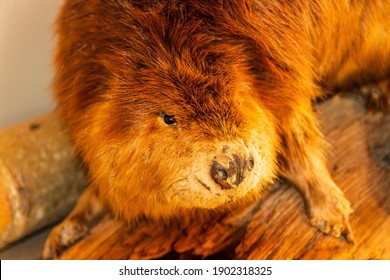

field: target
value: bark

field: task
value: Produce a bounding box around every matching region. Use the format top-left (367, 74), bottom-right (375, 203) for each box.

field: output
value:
top-left (0, 111), bottom-right (86, 249)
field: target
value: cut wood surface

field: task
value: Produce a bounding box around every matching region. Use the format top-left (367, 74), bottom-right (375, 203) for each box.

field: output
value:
top-left (0, 111), bottom-right (86, 250)
top-left (58, 95), bottom-right (390, 260)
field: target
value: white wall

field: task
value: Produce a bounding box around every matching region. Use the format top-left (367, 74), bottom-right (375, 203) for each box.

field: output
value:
top-left (0, 0), bottom-right (63, 128)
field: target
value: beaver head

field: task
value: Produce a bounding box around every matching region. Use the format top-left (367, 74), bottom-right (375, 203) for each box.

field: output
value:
top-left (55, 1), bottom-right (281, 221)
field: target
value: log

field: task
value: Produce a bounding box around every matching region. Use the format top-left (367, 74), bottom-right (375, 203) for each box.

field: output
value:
top-left (0, 111), bottom-right (86, 250)
top-left (57, 95), bottom-right (390, 260)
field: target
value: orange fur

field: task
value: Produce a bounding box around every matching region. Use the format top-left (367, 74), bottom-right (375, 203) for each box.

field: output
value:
top-left (53, 0), bottom-right (390, 237)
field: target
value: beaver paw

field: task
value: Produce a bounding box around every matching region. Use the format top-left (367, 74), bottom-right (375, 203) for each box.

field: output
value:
top-left (41, 219), bottom-right (89, 259)
top-left (309, 189), bottom-right (354, 243)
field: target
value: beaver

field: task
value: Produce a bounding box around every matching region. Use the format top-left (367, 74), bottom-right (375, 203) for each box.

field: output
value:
top-left (42, 0), bottom-right (390, 259)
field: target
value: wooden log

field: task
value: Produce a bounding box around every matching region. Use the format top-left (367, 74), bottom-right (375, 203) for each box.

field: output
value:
top-left (57, 95), bottom-right (390, 260)
top-left (0, 111), bottom-right (86, 250)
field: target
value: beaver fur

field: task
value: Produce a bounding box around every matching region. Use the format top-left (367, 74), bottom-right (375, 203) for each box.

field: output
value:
top-left (42, 0), bottom-right (390, 258)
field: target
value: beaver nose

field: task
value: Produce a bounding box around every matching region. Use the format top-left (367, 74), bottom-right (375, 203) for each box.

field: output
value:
top-left (211, 154), bottom-right (254, 189)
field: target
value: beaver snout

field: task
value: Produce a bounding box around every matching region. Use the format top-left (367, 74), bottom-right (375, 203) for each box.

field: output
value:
top-left (211, 153), bottom-right (254, 189)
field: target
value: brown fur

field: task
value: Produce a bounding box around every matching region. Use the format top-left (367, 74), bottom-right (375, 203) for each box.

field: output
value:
top-left (43, 0), bottom-right (390, 258)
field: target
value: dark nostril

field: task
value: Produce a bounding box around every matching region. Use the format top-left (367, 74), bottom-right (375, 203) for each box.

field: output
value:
top-left (211, 161), bottom-right (232, 189)
top-left (217, 169), bottom-right (228, 181)
top-left (211, 162), bottom-right (229, 181)
top-left (211, 153), bottom-right (254, 189)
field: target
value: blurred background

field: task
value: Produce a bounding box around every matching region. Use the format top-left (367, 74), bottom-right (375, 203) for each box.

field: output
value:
top-left (0, 0), bottom-right (63, 129)
top-left (0, 1), bottom-right (65, 259)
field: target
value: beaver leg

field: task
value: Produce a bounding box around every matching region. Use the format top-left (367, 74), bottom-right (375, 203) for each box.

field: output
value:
top-left (282, 107), bottom-right (354, 243)
top-left (41, 187), bottom-right (105, 259)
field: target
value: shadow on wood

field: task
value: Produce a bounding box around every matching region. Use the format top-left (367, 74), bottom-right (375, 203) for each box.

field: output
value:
top-left (58, 95), bottom-right (390, 260)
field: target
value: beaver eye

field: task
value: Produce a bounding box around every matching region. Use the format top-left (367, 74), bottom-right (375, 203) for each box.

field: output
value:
top-left (162, 113), bottom-right (177, 125)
